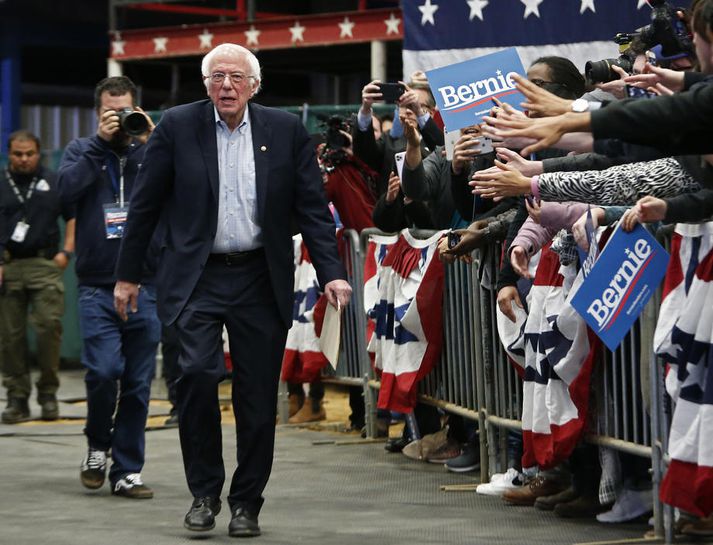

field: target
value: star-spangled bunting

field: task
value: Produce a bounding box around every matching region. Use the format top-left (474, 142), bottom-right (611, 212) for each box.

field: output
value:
top-left (153, 37), bottom-right (168, 53)
top-left (467, 0), bottom-right (489, 21)
top-left (384, 13), bottom-right (401, 34)
top-left (580, 0), bottom-right (596, 14)
top-left (245, 25), bottom-right (261, 46)
top-left (418, 0), bottom-right (439, 26)
top-left (198, 29), bottom-right (213, 49)
top-left (338, 17), bottom-right (355, 38)
top-left (638, 0), bottom-right (649, 7)
top-left (521, 0), bottom-right (543, 18)
top-left (289, 21), bottom-right (306, 43)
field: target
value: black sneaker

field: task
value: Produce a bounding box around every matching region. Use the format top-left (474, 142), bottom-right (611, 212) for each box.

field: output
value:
top-left (1, 397), bottom-right (30, 424)
top-left (38, 394), bottom-right (59, 421)
top-left (112, 473), bottom-right (154, 499)
top-left (80, 448), bottom-right (107, 489)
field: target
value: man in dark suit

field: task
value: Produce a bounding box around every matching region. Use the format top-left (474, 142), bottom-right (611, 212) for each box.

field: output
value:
top-left (113, 43), bottom-right (352, 538)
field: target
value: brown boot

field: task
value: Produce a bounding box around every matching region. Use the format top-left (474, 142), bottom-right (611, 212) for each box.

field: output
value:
top-left (288, 400), bottom-right (326, 424)
top-left (502, 475), bottom-right (569, 506)
top-left (288, 393), bottom-right (305, 418)
top-left (554, 495), bottom-right (612, 518)
top-left (534, 486), bottom-right (578, 511)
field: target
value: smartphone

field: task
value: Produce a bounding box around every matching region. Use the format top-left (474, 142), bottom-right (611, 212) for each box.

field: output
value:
top-left (625, 84), bottom-right (656, 99)
top-left (645, 49), bottom-right (658, 67)
top-left (444, 129), bottom-right (459, 161)
top-left (447, 231), bottom-right (461, 250)
top-left (477, 136), bottom-right (494, 154)
top-left (377, 82), bottom-right (406, 103)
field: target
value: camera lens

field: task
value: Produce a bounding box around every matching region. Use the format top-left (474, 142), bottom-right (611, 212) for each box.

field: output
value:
top-left (118, 108), bottom-right (149, 136)
top-left (585, 59), bottom-right (614, 84)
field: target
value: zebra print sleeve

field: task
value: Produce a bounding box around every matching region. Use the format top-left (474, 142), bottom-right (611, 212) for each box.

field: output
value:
top-left (537, 157), bottom-right (700, 205)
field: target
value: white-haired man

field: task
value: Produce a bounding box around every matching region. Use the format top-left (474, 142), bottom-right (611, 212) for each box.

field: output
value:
top-left (113, 44), bottom-right (351, 537)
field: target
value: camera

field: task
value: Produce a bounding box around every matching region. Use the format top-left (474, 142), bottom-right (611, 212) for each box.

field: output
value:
top-left (117, 107), bottom-right (149, 136)
top-left (638, 0), bottom-right (693, 60)
top-left (376, 82), bottom-right (406, 103)
top-left (447, 231), bottom-right (461, 250)
top-left (585, 51), bottom-right (635, 84)
top-left (319, 114), bottom-right (351, 150)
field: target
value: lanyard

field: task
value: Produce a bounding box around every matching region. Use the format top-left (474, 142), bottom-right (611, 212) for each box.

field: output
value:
top-left (5, 170), bottom-right (39, 207)
top-left (107, 154), bottom-right (127, 207)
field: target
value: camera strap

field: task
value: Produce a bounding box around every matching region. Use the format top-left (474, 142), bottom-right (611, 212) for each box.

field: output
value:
top-left (107, 153), bottom-right (127, 207)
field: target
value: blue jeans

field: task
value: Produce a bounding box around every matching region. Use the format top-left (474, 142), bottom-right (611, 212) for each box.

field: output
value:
top-left (78, 285), bottom-right (160, 483)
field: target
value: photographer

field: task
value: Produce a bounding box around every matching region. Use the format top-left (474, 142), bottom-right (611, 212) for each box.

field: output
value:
top-left (57, 76), bottom-right (160, 500)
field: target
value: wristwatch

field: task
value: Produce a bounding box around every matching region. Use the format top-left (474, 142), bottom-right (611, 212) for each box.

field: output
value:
top-left (571, 98), bottom-right (590, 113)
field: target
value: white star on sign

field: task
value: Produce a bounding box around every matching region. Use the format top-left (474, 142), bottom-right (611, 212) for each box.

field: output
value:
top-left (418, 0), bottom-right (439, 26)
top-left (289, 21), bottom-right (306, 43)
top-left (521, 0), bottom-right (543, 19)
top-left (245, 25), bottom-right (261, 46)
top-left (111, 36), bottom-right (126, 56)
top-left (638, 0), bottom-right (649, 8)
top-left (467, 0), bottom-right (489, 21)
top-left (580, 0), bottom-right (595, 14)
top-left (153, 37), bottom-right (168, 53)
top-left (198, 29), bottom-right (213, 49)
top-left (384, 13), bottom-right (401, 35)
top-left (338, 17), bottom-right (355, 38)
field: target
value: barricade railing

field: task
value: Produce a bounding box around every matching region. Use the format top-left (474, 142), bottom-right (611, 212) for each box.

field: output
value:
top-left (286, 225), bottom-right (675, 541)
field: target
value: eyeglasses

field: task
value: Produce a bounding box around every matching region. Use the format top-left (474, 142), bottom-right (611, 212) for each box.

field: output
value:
top-left (206, 72), bottom-right (255, 86)
top-left (529, 78), bottom-right (554, 88)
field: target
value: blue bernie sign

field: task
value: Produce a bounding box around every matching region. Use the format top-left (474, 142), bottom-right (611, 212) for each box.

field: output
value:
top-left (425, 48), bottom-right (527, 131)
top-left (571, 224), bottom-right (669, 351)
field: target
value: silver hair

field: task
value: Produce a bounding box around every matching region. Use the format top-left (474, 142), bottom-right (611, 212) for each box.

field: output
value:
top-left (201, 43), bottom-right (262, 94)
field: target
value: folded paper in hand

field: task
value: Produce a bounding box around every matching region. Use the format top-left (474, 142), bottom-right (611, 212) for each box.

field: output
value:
top-left (319, 301), bottom-right (341, 369)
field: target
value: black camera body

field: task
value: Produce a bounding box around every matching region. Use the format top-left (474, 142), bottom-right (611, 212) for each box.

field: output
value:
top-left (118, 107), bottom-right (149, 137)
top-left (321, 114), bottom-right (352, 149)
top-left (585, 52), bottom-right (635, 84)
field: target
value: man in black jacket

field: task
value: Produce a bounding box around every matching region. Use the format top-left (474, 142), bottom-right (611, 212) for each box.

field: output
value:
top-left (58, 76), bottom-right (159, 500)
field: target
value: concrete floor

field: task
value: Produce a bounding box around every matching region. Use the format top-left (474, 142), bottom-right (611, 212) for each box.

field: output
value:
top-left (0, 372), bottom-right (661, 545)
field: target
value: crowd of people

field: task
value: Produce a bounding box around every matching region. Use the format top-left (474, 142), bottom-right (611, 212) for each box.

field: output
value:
top-left (1, 0), bottom-right (712, 539)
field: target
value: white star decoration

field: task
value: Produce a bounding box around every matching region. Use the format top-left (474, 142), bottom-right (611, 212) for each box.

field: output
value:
top-left (338, 17), bottom-right (355, 38)
top-left (111, 32), bottom-right (125, 56)
top-left (153, 37), bottom-right (168, 53)
top-left (418, 0), bottom-right (439, 26)
top-left (198, 29), bottom-right (213, 49)
top-left (244, 25), bottom-right (261, 47)
top-left (521, 0), bottom-right (543, 18)
top-left (638, 0), bottom-right (649, 8)
top-left (467, 0), bottom-right (489, 21)
top-left (580, 0), bottom-right (595, 13)
top-left (384, 13), bottom-right (401, 35)
top-left (289, 21), bottom-right (306, 43)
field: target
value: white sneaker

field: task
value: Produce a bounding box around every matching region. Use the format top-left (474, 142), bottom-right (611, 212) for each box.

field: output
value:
top-left (476, 468), bottom-right (522, 496)
top-left (597, 488), bottom-right (653, 523)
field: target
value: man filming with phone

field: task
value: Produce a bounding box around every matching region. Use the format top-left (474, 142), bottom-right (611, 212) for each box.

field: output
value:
top-left (354, 77), bottom-right (444, 197)
top-left (57, 76), bottom-right (160, 500)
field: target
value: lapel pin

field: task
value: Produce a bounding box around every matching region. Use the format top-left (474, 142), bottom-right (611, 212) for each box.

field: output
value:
top-left (260, 145), bottom-right (267, 152)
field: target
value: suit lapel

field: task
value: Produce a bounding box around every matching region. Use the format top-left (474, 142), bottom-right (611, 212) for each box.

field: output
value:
top-left (198, 101), bottom-right (219, 203)
top-left (249, 104), bottom-right (271, 224)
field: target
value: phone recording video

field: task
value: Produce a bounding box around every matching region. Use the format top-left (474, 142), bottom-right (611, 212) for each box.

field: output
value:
top-left (625, 84), bottom-right (656, 99)
top-left (377, 82), bottom-right (406, 103)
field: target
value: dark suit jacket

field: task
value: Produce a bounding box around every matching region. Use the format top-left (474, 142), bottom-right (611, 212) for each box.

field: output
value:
top-left (116, 100), bottom-right (346, 327)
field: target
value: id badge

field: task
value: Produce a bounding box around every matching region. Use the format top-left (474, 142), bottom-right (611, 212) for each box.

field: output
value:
top-left (103, 203), bottom-right (129, 239)
top-left (11, 221), bottom-right (30, 243)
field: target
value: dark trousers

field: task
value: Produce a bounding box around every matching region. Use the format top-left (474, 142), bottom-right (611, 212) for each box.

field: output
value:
top-left (161, 323), bottom-right (181, 410)
top-left (78, 285), bottom-right (160, 483)
top-left (175, 255), bottom-right (287, 514)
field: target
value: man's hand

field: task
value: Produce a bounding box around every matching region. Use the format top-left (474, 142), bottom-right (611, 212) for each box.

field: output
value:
top-left (495, 147), bottom-right (543, 177)
top-left (451, 132), bottom-right (481, 174)
top-left (324, 279), bottom-right (352, 310)
top-left (97, 109), bottom-right (121, 142)
top-left (437, 236), bottom-right (457, 264)
top-left (385, 171), bottom-right (401, 204)
top-left (492, 111), bottom-right (591, 157)
top-left (114, 281), bottom-right (140, 321)
top-left (471, 160), bottom-right (532, 200)
top-left (622, 196), bottom-right (667, 232)
top-left (497, 285), bottom-right (524, 323)
top-left (624, 63), bottom-right (685, 94)
top-left (594, 65), bottom-right (629, 100)
top-left (133, 107), bottom-right (155, 145)
top-left (52, 252), bottom-right (70, 270)
top-left (443, 222), bottom-right (489, 257)
top-left (360, 79), bottom-right (383, 114)
top-left (525, 197), bottom-right (542, 224)
top-left (514, 74), bottom-right (574, 117)
top-left (398, 83), bottom-right (425, 116)
top-left (400, 108), bottom-right (421, 148)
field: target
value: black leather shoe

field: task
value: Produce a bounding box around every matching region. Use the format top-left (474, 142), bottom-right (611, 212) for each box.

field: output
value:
top-left (228, 506), bottom-right (261, 537)
top-left (384, 436), bottom-right (410, 453)
top-left (184, 496), bottom-right (221, 532)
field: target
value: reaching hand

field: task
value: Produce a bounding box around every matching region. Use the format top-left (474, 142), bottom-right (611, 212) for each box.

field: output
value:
top-left (443, 221), bottom-right (489, 257)
top-left (514, 74), bottom-right (573, 117)
top-left (497, 285), bottom-right (524, 323)
top-left (510, 246), bottom-right (531, 278)
top-left (622, 196), bottom-right (667, 232)
top-left (385, 171), bottom-right (401, 204)
top-left (452, 132), bottom-right (482, 174)
top-left (624, 63), bottom-right (684, 93)
top-left (572, 207), bottom-right (604, 250)
top-left (400, 108), bottom-right (421, 147)
top-left (594, 65), bottom-right (629, 100)
top-left (470, 160), bottom-right (531, 200)
top-left (524, 197), bottom-right (542, 224)
top-left (495, 148), bottom-right (543, 177)
top-left (361, 79), bottom-right (383, 113)
top-left (489, 112), bottom-right (589, 157)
